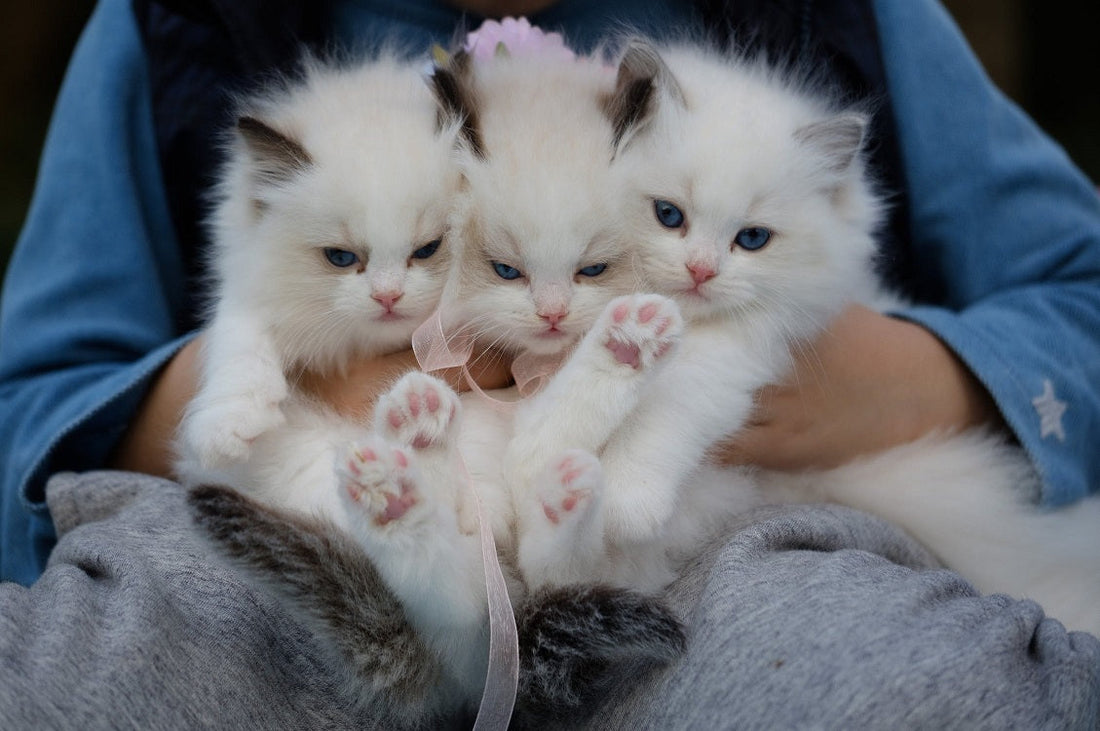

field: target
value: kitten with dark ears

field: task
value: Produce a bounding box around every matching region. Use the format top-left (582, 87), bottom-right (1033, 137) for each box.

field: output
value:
top-left (530, 38), bottom-right (1100, 634)
top-left (175, 52), bottom-right (461, 510)
top-left (174, 53), bottom-right (477, 725)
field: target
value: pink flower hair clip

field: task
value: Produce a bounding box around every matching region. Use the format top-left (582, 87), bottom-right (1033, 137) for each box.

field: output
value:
top-left (462, 16), bottom-right (576, 62)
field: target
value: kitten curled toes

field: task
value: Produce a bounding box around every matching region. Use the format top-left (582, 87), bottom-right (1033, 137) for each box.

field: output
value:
top-left (536, 450), bottom-right (603, 528)
top-left (336, 438), bottom-right (428, 529)
top-left (599, 294), bottom-right (683, 372)
top-left (519, 449), bottom-right (607, 588)
top-left (374, 372), bottom-right (460, 450)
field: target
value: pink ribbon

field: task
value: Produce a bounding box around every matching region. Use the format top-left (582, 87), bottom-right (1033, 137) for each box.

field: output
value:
top-left (411, 309), bottom-right (572, 728)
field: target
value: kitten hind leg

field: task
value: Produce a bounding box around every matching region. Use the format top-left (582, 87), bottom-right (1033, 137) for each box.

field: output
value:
top-left (335, 436), bottom-right (487, 656)
top-left (517, 449), bottom-right (607, 589)
top-left (337, 439), bottom-right (425, 529)
top-left (507, 294), bottom-right (683, 494)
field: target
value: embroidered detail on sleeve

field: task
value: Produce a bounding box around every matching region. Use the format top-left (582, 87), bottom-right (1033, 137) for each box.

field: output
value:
top-left (1031, 379), bottom-right (1067, 442)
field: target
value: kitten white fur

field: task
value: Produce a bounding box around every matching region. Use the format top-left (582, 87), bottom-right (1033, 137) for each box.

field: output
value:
top-left (536, 40), bottom-right (1100, 634)
top-left (172, 54), bottom-right (478, 692)
top-left (186, 38), bottom-right (1100, 721)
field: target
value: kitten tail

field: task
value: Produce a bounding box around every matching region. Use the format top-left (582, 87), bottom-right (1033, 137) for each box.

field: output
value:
top-left (512, 585), bottom-right (686, 728)
top-left (187, 485), bottom-right (467, 728)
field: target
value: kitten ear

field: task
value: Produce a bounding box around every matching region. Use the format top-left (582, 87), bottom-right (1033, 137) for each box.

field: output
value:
top-left (605, 38), bottom-right (685, 153)
top-left (429, 51), bottom-right (487, 160)
top-left (793, 113), bottom-right (868, 176)
top-left (237, 116), bottom-right (312, 188)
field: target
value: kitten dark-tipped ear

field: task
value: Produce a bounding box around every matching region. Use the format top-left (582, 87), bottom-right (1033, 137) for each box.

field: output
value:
top-left (605, 38), bottom-right (684, 153)
top-left (429, 50), bottom-right (487, 159)
top-left (237, 115), bottom-right (313, 186)
top-left (794, 113), bottom-right (868, 175)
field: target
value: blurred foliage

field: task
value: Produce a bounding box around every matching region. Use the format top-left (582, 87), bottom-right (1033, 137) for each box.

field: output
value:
top-left (1, 1), bottom-right (1097, 280)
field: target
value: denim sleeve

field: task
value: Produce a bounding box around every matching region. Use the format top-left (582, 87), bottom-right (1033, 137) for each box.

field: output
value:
top-left (0, 0), bottom-right (191, 584)
top-left (873, 0), bottom-right (1100, 506)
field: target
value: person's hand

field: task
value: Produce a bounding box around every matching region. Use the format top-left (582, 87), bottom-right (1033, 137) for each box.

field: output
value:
top-left (713, 305), bottom-right (1004, 471)
top-left (295, 346), bottom-right (514, 420)
top-left (109, 335), bottom-right (514, 480)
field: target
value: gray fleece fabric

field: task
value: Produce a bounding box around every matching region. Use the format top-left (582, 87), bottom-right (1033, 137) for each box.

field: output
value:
top-left (0, 471), bottom-right (1096, 730)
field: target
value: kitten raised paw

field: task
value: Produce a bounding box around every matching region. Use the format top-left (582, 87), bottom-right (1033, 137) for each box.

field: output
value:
top-left (337, 440), bottom-right (426, 528)
top-left (599, 294), bottom-right (683, 371)
top-left (374, 372), bottom-right (460, 450)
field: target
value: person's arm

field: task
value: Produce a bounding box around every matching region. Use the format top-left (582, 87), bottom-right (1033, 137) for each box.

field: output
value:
top-left (715, 303), bottom-right (1003, 470)
top-left (722, 0), bottom-right (1100, 508)
top-left (0, 0), bottom-right (187, 584)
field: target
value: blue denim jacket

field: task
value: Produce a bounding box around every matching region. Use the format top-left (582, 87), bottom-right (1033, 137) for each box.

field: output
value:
top-left (2, 0), bottom-right (1098, 584)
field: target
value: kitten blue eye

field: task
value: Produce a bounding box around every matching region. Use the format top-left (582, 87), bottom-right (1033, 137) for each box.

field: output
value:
top-left (324, 247), bottom-right (360, 268)
top-left (411, 239), bottom-right (441, 260)
top-left (491, 261), bottom-right (523, 280)
top-left (577, 263), bottom-right (607, 277)
top-left (654, 199), bottom-right (685, 229)
top-left (733, 227), bottom-right (772, 251)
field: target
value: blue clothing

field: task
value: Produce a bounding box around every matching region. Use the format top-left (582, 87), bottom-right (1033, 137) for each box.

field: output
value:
top-left (1, 0), bottom-right (1099, 585)
top-left (874, 0), bottom-right (1100, 507)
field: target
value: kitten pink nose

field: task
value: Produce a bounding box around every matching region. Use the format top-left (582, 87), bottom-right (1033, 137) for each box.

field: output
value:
top-left (372, 291), bottom-right (403, 311)
top-left (687, 262), bottom-right (716, 285)
top-left (538, 308), bottom-right (568, 327)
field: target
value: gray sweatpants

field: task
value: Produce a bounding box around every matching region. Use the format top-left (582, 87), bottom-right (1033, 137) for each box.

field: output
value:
top-left (1, 471), bottom-right (1097, 729)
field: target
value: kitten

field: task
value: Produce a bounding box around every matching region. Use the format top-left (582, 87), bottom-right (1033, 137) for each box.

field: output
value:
top-left (532, 38), bottom-right (1100, 635)
top-left (175, 52), bottom-right (461, 519)
top-left (187, 47), bottom-right (687, 726)
top-left (175, 53), bottom-right (473, 722)
top-left (321, 47), bottom-right (688, 714)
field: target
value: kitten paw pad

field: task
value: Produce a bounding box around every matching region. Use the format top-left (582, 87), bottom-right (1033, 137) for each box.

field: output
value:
top-left (338, 442), bottom-right (423, 526)
top-left (375, 372), bottom-right (460, 449)
top-left (539, 450), bottom-right (602, 526)
top-left (602, 294), bottom-right (683, 371)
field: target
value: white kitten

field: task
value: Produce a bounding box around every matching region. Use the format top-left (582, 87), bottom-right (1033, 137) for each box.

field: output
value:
top-left (327, 49), bottom-right (666, 701)
top-left (547, 39), bottom-right (1100, 634)
top-left (175, 53), bottom-right (462, 531)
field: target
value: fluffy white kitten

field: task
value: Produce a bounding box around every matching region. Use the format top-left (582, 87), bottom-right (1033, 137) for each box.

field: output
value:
top-left (539, 39), bottom-right (1100, 634)
top-left (324, 48), bottom-right (678, 707)
top-left (175, 54), bottom-right (462, 530)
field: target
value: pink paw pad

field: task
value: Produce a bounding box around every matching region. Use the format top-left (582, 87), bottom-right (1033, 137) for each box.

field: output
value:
top-left (379, 374), bottom-right (458, 449)
top-left (602, 295), bottom-right (682, 370)
top-left (541, 455), bottom-right (596, 525)
top-left (341, 443), bottom-right (420, 526)
top-left (375, 479), bottom-right (418, 525)
top-left (605, 339), bottom-right (642, 368)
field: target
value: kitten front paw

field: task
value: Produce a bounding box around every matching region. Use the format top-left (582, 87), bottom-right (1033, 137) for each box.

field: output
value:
top-left (375, 372), bottom-right (460, 449)
top-left (536, 449), bottom-right (603, 528)
top-left (182, 384), bottom-right (288, 468)
top-left (599, 294), bottom-right (683, 371)
top-left (336, 439), bottom-right (427, 528)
